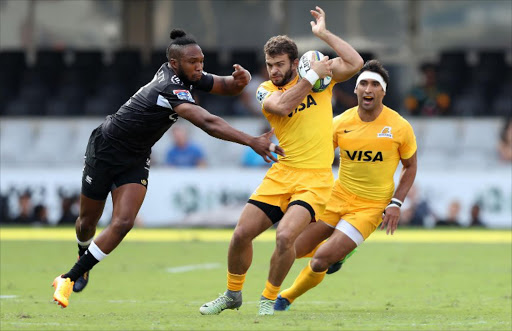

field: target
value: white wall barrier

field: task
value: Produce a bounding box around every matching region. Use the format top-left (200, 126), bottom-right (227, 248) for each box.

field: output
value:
top-left (1, 167), bottom-right (511, 228)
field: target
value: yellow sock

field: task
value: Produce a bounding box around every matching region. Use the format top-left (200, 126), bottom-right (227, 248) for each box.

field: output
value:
top-left (261, 280), bottom-right (280, 300)
top-left (227, 271), bottom-right (246, 291)
top-left (280, 261), bottom-right (326, 303)
top-left (301, 240), bottom-right (327, 258)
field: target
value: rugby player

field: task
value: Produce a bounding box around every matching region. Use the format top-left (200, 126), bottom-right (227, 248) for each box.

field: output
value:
top-left (274, 60), bottom-right (418, 311)
top-left (200, 6), bottom-right (363, 316)
top-left (51, 29), bottom-right (284, 308)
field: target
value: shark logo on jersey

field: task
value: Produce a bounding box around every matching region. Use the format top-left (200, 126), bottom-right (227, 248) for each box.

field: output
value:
top-left (377, 126), bottom-right (393, 138)
top-left (256, 86), bottom-right (270, 106)
top-left (173, 89), bottom-right (195, 102)
top-left (171, 75), bottom-right (182, 85)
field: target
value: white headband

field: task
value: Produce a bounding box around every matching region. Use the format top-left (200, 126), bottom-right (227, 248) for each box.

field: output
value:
top-left (355, 71), bottom-right (387, 92)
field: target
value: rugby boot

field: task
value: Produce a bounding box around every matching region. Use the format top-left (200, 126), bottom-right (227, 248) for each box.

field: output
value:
top-left (326, 248), bottom-right (357, 275)
top-left (73, 270), bottom-right (89, 292)
top-left (273, 294), bottom-right (292, 311)
top-left (258, 296), bottom-right (276, 315)
top-left (200, 292), bottom-right (242, 315)
top-left (52, 276), bottom-right (74, 308)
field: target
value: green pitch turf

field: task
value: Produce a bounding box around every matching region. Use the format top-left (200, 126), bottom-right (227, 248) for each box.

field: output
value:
top-left (1, 228), bottom-right (511, 330)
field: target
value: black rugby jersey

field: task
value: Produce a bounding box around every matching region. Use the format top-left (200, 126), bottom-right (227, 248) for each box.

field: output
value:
top-left (101, 63), bottom-right (214, 155)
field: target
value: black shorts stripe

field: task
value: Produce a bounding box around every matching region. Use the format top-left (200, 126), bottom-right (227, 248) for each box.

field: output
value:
top-left (247, 199), bottom-right (284, 224)
top-left (288, 200), bottom-right (315, 220)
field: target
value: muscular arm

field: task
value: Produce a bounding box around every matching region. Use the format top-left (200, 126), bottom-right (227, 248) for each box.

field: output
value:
top-left (209, 64), bottom-right (251, 96)
top-left (174, 102), bottom-right (283, 162)
top-left (310, 6), bottom-right (363, 82)
top-left (394, 152), bottom-right (418, 202)
top-left (263, 79), bottom-right (315, 117)
top-left (380, 152), bottom-right (417, 235)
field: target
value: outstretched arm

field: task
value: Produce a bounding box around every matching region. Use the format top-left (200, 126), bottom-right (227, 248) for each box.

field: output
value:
top-left (209, 64), bottom-right (251, 96)
top-left (380, 152), bottom-right (418, 235)
top-left (310, 6), bottom-right (363, 82)
top-left (174, 102), bottom-right (284, 163)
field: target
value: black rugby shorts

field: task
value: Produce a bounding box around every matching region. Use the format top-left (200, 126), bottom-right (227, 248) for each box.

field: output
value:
top-left (81, 127), bottom-right (150, 200)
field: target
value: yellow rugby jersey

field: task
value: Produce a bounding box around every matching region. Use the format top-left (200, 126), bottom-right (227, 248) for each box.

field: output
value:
top-left (333, 106), bottom-right (417, 201)
top-left (256, 75), bottom-right (334, 168)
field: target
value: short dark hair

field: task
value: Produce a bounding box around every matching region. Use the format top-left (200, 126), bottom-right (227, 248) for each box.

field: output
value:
top-left (263, 35), bottom-right (298, 62)
top-left (359, 59), bottom-right (389, 86)
top-left (166, 29), bottom-right (197, 61)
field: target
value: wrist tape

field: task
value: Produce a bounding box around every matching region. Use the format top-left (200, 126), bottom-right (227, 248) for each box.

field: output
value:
top-left (385, 198), bottom-right (403, 210)
top-left (304, 70), bottom-right (320, 86)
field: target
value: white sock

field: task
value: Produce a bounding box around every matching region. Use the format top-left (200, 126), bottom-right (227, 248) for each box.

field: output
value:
top-left (77, 235), bottom-right (93, 248)
top-left (88, 241), bottom-right (108, 261)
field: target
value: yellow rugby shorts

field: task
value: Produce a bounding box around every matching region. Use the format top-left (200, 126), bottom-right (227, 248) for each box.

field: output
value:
top-left (249, 162), bottom-right (334, 219)
top-left (319, 181), bottom-right (389, 239)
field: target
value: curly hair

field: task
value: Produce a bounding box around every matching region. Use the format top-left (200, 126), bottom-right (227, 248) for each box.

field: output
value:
top-left (263, 35), bottom-right (298, 61)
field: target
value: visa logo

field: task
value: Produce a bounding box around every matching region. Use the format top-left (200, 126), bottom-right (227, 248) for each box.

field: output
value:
top-left (345, 150), bottom-right (383, 162)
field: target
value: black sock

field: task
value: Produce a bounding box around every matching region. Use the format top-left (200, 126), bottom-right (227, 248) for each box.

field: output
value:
top-left (78, 244), bottom-right (88, 257)
top-left (63, 249), bottom-right (99, 282)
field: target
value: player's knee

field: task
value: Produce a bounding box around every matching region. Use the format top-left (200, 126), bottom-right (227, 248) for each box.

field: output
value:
top-left (310, 257), bottom-right (330, 272)
top-left (275, 230), bottom-right (295, 252)
top-left (76, 215), bottom-right (96, 233)
top-left (231, 227), bottom-right (252, 246)
top-left (110, 216), bottom-right (135, 237)
top-left (78, 208), bottom-right (102, 229)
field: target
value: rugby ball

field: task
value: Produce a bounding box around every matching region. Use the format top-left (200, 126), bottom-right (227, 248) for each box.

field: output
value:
top-left (298, 50), bottom-right (332, 92)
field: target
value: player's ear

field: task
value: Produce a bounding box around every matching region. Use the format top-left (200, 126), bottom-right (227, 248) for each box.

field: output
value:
top-left (292, 58), bottom-right (299, 70)
top-left (169, 58), bottom-right (179, 70)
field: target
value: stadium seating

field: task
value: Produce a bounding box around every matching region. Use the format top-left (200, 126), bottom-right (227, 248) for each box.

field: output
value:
top-left (0, 51), bottom-right (25, 112)
top-left (0, 117), bottom-right (504, 170)
top-left (451, 84), bottom-right (486, 116)
top-left (437, 51), bottom-right (469, 96)
top-left (23, 121), bottom-right (76, 165)
top-left (230, 49), bottom-right (258, 74)
top-left (459, 118), bottom-right (501, 165)
top-left (0, 49), bottom-right (510, 117)
top-left (417, 119), bottom-right (463, 169)
top-left (34, 50), bottom-right (66, 90)
top-left (150, 49), bottom-right (167, 72)
top-left (0, 120), bottom-right (36, 164)
top-left (69, 50), bottom-right (104, 94)
top-left (110, 48), bottom-right (142, 93)
top-left (471, 51), bottom-right (506, 101)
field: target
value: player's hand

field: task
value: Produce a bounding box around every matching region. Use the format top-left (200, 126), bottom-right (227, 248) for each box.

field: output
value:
top-left (310, 6), bottom-right (327, 38)
top-left (232, 64), bottom-right (251, 88)
top-left (380, 206), bottom-right (400, 235)
top-left (250, 128), bottom-right (285, 163)
top-left (310, 54), bottom-right (333, 79)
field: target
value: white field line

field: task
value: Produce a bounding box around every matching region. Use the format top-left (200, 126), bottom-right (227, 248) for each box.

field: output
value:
top-left (0, 295), bottom-right (18, 299)
top-left (166, 263), bottom-right (221, 273)
top-left (2, 322), bottom-right (79, 326)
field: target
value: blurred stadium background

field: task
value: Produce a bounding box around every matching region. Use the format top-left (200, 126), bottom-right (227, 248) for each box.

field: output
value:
top-left (0, 0), bottom-right (511, 228)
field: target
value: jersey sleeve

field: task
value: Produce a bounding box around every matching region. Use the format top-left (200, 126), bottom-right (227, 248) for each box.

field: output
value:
top-left (256, 84), bottom-right (273, 113)
top-left (194, 71), bottom-right (214, 92)
top-left (161, 83), bottom-right (197, 108)
top-left (398, 121), bottom-right (417, 159)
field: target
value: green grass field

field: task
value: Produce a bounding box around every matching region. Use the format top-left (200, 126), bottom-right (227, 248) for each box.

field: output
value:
top-left (1, 228), bottom-right (511, 330)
